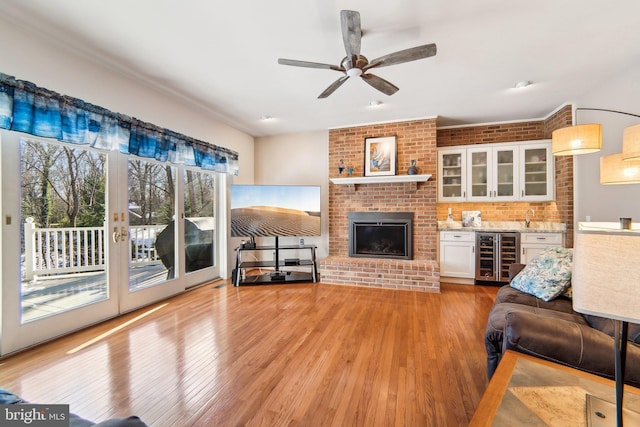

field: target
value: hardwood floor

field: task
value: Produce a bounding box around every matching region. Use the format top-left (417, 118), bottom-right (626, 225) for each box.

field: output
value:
top-left (0, 281), bottom-right (499, 426)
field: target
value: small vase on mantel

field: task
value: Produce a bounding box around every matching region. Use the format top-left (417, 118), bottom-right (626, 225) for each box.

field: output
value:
top-left (407, 159), bottom-right (419, 175)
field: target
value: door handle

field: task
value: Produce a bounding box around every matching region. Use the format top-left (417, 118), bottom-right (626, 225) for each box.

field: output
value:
top-left (113, 227), bottom-right (128, 243)
top-left (120, 226), bottom-right (128, 242)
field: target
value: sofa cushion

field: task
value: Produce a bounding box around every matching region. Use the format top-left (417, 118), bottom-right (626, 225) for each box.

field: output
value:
top-left (510, 247), bottom-right (573, 301)
top-left (494, 286), bottom-right (575, 313)
top-left (486, 302), bottom-right (587, 338)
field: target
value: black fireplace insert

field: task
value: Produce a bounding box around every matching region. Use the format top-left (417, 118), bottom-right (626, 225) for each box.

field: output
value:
top-left (348, 212), bottom-right (413, 260)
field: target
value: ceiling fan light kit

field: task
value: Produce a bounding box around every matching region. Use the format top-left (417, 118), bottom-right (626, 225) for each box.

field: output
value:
top-left (277, 10), bottom-right (437, 98)
top-left (347, 67), bottom-right (363, 78)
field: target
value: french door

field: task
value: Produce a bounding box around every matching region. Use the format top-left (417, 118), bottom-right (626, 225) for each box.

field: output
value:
top-left (0, 132), bottom-right (221, 355)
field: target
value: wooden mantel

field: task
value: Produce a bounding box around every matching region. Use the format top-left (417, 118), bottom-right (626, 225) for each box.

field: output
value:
top-left (330, 174), bottom-right (432, 191)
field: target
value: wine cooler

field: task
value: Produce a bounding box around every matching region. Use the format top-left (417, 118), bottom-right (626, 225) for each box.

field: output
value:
top-left (475, 232), bottom-right (520, 282)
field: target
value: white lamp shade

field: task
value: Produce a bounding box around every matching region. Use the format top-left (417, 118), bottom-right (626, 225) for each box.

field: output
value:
top-left (572, 228), bottom-right (640, 323)
top-left (623, 123), bottom-right (640, 160)
top-left (600, 153), bottom-right (640, 184)
top-left (552, 124), bottom-right (602, 156)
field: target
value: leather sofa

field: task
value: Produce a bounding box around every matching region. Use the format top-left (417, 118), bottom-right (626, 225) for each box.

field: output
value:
top-left (485, 264), bottom-right (640, 388)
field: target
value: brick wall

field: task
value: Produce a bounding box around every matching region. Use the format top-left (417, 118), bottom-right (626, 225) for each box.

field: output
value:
top-left (323, 118), bottom-right (439, 291)
top-left (437, 122), bottom-right (545, 147)
top-left (322, 106), bottom-right (574, 290)
top-left (436, 105), bottom-right (575, 246)
top-left (544, 105), bottom-right (574, 247)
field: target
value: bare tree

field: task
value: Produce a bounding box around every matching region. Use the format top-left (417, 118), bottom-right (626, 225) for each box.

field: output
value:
top-left (21, 140), bottom-right (106, 228)
top-left (128, 159), bottom-right (175, 225)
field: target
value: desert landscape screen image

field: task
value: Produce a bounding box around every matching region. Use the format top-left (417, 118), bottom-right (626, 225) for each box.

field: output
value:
top-left (230, 185), bottom-right (321, 237)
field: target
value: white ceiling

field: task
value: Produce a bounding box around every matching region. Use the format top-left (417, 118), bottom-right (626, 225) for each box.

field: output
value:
top-left (2, 0), bottom-right (640, 137)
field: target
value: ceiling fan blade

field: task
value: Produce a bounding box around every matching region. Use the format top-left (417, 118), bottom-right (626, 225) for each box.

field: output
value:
top-left (278, 58), bottom-right (344, 72)
top-left (318, 75), bottom-right (350, 99)
top-left (366, 43), bottom-right (437, 70)
top-left (340, 10), bottom-right (361, 58)
top-left (361, 73), bottom-right (399, 96)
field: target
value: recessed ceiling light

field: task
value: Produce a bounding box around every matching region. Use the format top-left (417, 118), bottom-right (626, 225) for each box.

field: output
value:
top-left (369, 100), bottom-right (383, 108)
top-left (259, 115), bottom-right (274, 121)
top-left (514, 81), bottom-right (531, 89)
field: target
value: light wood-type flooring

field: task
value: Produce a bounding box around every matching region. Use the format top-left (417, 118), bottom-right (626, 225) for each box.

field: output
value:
top-left (0, 280), bottom-right (499, 426)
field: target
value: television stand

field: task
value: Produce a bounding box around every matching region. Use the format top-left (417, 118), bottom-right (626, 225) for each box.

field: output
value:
top-left (233, 238), bottom-right (318, 286)
top-left (270, 272), bottom-right (287, 281)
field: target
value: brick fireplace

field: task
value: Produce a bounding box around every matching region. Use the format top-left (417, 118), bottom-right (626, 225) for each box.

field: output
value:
top-left (320, 118), bottom-right (440, 292)
top-left (319, 106), bottom-right (573, 292)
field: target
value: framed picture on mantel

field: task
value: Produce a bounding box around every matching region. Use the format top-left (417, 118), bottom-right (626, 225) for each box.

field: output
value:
top-left (365, 136), bottom-right (396, 176)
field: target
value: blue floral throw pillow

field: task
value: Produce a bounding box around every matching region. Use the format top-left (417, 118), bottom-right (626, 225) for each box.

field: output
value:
top-left (510, 247), bottom-right (573, 301)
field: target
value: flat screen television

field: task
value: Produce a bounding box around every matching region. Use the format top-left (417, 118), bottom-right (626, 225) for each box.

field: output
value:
top-left (230, 184), bottom-right (321, 237)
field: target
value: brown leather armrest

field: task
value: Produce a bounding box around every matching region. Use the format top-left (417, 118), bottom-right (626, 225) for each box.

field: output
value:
top-left (503, 310), bottom-right (640, 387)
top-left (508, 263), bottom-right (525, 281)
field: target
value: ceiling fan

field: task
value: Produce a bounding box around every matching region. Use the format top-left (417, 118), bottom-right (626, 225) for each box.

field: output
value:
top-left (278, 10), bottom-right (437, 99)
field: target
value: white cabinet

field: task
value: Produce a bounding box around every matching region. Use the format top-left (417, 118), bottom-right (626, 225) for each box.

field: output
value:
top-left (467, 146), bottom-right (518, 202)
top-left (438, 149), bottom-right (467, 202)
top-left (437, 140), bottom-right (554, 202)
top-left (439, 231), bottom-right (476, 279)
top-left (519, 143), bottom-right (554, 201)
top-left (520, 232), bottom-right (564, 264)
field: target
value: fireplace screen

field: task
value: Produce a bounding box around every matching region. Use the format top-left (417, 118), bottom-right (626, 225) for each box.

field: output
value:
top-left (348, 212), bottom-right (413, 260)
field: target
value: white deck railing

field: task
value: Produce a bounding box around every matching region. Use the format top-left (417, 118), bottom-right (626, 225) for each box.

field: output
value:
top-left (23, 219), bottom-right (166, 280)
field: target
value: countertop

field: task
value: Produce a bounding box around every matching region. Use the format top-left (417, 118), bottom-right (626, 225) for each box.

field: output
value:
top-left (437, 221), bottom-right (566, 233)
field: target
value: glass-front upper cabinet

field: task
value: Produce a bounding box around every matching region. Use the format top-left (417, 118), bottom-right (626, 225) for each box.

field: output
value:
top-left (494, 147), bottom-right (518, 200)
top-left (519, 143), bottom-right (554, 201)
top-left (438, 140), bottom-right (553, 203)
top-left (468, 148), bottom-right (490, 200)
top-left (466, 146), bottom-right (518, 202)
top-left (438, 149), bottom-right (467, 202)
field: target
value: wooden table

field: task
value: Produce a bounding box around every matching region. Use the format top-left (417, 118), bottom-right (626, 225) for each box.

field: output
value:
top-left (470, 351), bottom-right (640, 426)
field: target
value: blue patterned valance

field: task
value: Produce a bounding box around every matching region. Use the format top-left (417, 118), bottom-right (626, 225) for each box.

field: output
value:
top-left (0, 73), bottom-right (239, 174)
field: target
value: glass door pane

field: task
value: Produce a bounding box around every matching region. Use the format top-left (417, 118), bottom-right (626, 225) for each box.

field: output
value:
top-left (127, 159), bottom-right (176, 290)
top-left (442, 153), bottom-right (463, 198)
top-left (496, 149), bottom-right (515, 197)
top-left (476, 233), bottom-right (496, 281)
top-left (2, 133), bottom-right (119, 355)
top-left (20, 139), bottom-right (108, 322)
top-left (183, 170), bottom-right (215, 276)
top-left (470, 151), bottom-right (489, 197)
top-left (523, 148), bottom-right (548, 196)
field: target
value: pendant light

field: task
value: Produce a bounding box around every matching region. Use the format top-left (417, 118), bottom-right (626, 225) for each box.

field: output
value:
top-left (551, 123), bottom-right (602, 156)
top-left (623, 123), bottom-right (640, 160)
top-left (600, 153), bottom-right (640, 184)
